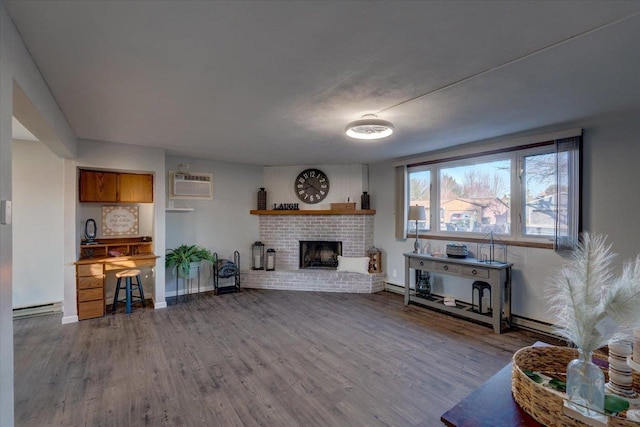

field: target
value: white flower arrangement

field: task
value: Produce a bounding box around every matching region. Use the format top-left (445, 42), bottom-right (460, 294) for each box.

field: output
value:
top-left (545, 233), bottom-right (640, 353)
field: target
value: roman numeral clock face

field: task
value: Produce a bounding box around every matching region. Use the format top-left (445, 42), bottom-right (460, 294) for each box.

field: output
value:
top-left (294, 168), bottom-right (330, 204)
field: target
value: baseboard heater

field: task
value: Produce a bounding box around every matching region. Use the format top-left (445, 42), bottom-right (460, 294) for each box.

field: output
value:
top-left (13, 302), bottom-right (62, 319)
top-left (384, 282), bottom-right (405, 295)
top-left (384, 281), bottom-right (563, 339)
top-left (510, 314), bottom-right (562, 339)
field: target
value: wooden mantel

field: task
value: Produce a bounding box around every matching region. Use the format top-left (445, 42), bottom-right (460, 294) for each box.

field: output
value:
top-left (250, 209), bottom-right (375, 215)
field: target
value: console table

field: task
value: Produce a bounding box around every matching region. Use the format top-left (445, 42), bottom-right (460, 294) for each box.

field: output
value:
top-left (403, 252), bottom-right (512, 334)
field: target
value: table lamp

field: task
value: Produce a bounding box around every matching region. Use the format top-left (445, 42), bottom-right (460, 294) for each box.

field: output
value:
top-left (408, 205), bottom-right (426, 253)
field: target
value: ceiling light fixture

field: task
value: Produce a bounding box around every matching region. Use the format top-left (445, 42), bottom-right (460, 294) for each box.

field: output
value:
top-left (345, 114), bottom-right (394, 140)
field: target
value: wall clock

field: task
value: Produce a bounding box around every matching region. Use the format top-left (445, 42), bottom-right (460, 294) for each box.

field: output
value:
top-left (294, 168), bottom-right (330, 204)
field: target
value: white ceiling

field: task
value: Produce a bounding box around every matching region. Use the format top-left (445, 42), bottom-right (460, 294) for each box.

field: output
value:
top-left (5, 1), bottom-right (640, 166)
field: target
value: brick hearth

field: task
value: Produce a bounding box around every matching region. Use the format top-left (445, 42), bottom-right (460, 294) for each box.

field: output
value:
top-left (243, 213), bottom-right (384, 293)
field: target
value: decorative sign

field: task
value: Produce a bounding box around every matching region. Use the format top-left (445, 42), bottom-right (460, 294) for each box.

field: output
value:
top-left (273, 203), bottom-right (299, 210)
top-left (102, 206), bottom-right (139, 236)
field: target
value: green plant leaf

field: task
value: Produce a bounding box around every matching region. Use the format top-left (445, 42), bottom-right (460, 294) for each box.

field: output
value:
top-left (548, 378), bottom-right (566, 392)
top-left (604, 394), bottom-right (629, 414)
top-left (166, 244), bottom-right (214, 277)
top-left (523, 370), bottom-right (543, 384)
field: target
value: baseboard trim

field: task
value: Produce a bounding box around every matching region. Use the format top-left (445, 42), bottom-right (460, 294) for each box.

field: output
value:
top-left (383, 283), bottom-right (562, 338)
top-left (153, 301), bottom-right (167, 309)
top-left (511, 315), bottom-right (561, 338)
top-left (166, 283), bottom-right (216, 298)
top-left (384, 282), bottom-right (405, 295)
top-left (61, 315), bottom-right (79, 324)
top-left (13, 301), bottom-right (62, 319)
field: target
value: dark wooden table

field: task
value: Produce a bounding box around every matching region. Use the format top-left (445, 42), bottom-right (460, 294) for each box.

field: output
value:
top-left (440, 360), bottom-right (542, 427)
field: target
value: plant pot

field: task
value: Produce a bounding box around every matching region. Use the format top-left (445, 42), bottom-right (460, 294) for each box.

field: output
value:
top-left (178, 261), bottom-right (201, 280)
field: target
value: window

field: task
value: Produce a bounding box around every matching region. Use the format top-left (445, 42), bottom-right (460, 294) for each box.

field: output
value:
top-left (407, 168), bottom-right (430, 232)
top-left (399, 134), bottom-right (581, 249)
top-left (522, 151), bottom-right (563, 237)
top-left (439, 159), bottom-right (511, 234)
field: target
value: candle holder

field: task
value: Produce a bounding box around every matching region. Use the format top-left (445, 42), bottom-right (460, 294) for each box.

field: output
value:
top-left (606, 340), bottom-right (638, 399)
top-left (251, 241), bottom-right (265, 270)
top-left (266, 248), bottom-right (276, 271)
top-left (477, 231), bottom-right (507, 264)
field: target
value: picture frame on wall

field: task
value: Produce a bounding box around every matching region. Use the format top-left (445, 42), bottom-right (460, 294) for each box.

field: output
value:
top-left (102, 206), bottom-right (139, 236)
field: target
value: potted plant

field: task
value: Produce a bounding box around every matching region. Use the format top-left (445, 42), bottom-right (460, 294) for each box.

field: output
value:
top-left (166, 244), bottom-right (215, 279)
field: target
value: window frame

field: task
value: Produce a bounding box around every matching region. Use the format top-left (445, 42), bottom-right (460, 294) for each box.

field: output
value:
top-left (406, 165), bottom-right (431, 233)
top-left (404, 140), bottom-right (580, 249)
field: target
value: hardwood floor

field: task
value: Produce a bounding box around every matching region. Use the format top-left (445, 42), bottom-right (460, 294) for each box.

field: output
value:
top-left (14, 290), bottom-right (555, 426)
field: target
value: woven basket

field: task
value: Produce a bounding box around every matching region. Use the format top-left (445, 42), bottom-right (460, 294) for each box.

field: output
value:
top-left (512, 346), bottom-right (640, 427)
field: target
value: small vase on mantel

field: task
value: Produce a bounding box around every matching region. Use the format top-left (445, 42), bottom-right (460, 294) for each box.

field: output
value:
top-left (257, 188), bottom-right (267, 210)
top-left (566, 349), bottom-right (605, 417)
top-left (361, 191), bottom-right (370, 210)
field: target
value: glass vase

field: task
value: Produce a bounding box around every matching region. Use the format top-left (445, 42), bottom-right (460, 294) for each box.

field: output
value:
top-left (566, 349), bottom-right (605, 417)
top-left (415, 271), bottom-right (430, 296)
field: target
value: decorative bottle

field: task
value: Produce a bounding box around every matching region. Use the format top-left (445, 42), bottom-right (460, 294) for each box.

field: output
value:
top-left (257, 188), bottom-right (267, 210)
top-left (361, 191), bottom-right (370, 210)
top-left (566, 349), bottom-right (605, 417)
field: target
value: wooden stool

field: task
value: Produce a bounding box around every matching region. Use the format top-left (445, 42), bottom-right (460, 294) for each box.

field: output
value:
top-left (112, 269), bottom-right (145, 314)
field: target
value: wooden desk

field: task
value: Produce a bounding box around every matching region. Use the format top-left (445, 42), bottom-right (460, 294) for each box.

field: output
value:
top-left (404, 252), bottom-right (512, 333)
top-left (75, 254), bottom-right (158, 320)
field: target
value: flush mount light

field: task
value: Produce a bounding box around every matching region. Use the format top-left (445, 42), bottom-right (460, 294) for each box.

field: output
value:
top-left (345, 114), bottom-right (394, 140)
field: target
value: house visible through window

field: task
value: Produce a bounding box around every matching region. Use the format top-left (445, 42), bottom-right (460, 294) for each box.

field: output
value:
top-left (401, 134), bottom-right (581, 248)
top-left (407, 169), bottom-right (430, 232)
top-left (438, 159), bottom-right (511, 234)
top-left (522, 151), bottom-right (566, 237)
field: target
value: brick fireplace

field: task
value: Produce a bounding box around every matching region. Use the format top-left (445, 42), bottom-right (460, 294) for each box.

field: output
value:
top-left (243, 211), bottom-right (384, 293)
top-left (299, 240), bottom-right (342, 269)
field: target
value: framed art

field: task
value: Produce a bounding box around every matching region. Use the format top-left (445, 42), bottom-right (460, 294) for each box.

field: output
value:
top-left (102, 206), bottom-right (139, 236)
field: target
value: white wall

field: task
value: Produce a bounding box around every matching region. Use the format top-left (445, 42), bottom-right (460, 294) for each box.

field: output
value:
top-left (371, 110), bottom-right (640, 325)
top-left (264, 164), bottom-right (368, 210)
top-left (12, 140), bottom-right (64, 308)
top-left (582, 111), bottom-right (640, 263)
top-left (79, 204), bottom-right (154, 239)
top-left (64, 139), bottom-right (167, 319)
top-left (165, 156), bottom-right (263, 295)
top-left (164, 161), bottom-right (368, 295)
top-left (1, 4), bottom-right (78, 425)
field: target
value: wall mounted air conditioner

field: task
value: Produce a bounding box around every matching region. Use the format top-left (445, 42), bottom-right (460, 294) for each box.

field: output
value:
top-left (169, 171), bottom-right (213, 200)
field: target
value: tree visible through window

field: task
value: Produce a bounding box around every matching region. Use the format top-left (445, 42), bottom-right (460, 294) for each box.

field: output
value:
top-left (439, 159), bottom-right (511, 234)
top-left (408, 169), bottom-right (430, 232)
top-left (400, 134), bottom-right (581, 247)
top-left (523, 151), bottom-right (568, 236)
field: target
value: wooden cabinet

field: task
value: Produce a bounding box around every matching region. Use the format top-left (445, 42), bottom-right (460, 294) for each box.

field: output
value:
top-left (79, 169), bottom-right (153, 203)
top-left (76, 263), bottom-right (105, 320)
top-left (119, 173), bottom-right (153, 203)
top-left (79, 170), bottom-right (118, 202)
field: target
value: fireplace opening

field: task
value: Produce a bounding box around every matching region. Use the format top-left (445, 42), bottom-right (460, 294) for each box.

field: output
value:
top-left (299, 241), bottom-right (342, 269)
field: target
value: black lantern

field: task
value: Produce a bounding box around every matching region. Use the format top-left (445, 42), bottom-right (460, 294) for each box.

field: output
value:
top-left (266, 248), bottom-right (276, 271)
top-left (251, 241), bottom-right (265, 270)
